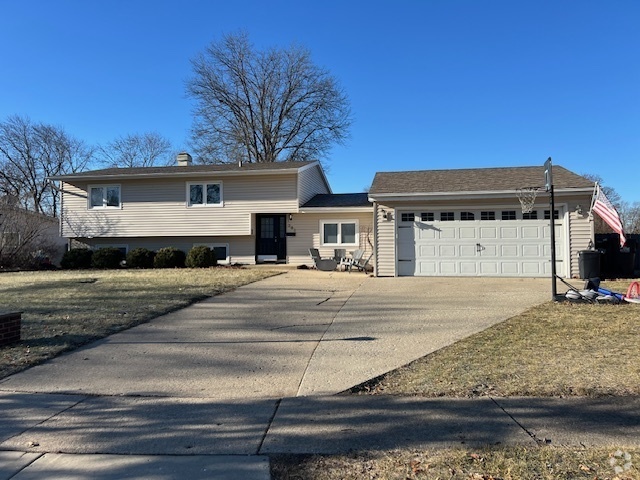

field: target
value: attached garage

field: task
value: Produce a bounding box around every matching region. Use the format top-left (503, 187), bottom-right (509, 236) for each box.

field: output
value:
top-left (395, 207), bottom-right (564, 277)
top-left (369, 166), bottom-right (595, 278)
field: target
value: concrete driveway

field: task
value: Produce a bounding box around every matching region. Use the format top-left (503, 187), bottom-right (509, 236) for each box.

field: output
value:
top-left (0, 272), bottom-right (549, 399)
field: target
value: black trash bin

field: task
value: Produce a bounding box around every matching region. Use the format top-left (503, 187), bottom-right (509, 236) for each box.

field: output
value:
top-left (578, 250), bottom-right (601, 279)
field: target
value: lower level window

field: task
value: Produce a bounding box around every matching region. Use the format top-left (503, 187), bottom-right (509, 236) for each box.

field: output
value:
top-left (97, 245), bottom-right (128, 255)
top-left (194, 243), bottom-right (229, 264)
top-left (321, 221), bottom-right (358, 246)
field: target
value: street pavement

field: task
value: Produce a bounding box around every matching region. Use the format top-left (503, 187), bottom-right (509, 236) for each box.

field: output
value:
top-left (1, 271), bottom-right (637, 479)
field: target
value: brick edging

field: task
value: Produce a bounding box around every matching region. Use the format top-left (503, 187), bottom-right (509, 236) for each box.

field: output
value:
top-left (0, 311), bottom-right (22, 346)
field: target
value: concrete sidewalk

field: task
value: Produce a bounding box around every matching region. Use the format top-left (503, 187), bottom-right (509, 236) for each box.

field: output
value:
top-left (1, 393), bottom-right (639, 478)
top-left (3, 271), bottom-right (633, 479)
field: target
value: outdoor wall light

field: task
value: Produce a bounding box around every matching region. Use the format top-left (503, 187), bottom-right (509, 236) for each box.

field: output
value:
top-left (382, 209), bottom-right (391, 221)
top-left (289, 213), bottom-right (293, 221)
top-left (575, 204), bottom-right (583, 215)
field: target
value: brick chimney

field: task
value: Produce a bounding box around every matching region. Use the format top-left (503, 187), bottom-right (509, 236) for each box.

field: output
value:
top-left (176, 152), bottom-right (192, 166)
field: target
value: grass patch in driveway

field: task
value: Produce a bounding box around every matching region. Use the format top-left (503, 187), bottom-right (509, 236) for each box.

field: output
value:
top-left (271, 446), bottom-right (640, 479)
top-left (349, 279), bottom-right (640, 398)
top-left (0, 268), bottom-right (278, 379)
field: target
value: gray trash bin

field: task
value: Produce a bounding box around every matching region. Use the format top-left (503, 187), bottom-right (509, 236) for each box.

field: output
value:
top-left (578, 250), bottom-right (601, 279)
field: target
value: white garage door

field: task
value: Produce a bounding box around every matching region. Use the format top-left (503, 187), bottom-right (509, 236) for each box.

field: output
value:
top-left (397, 208), bottom-right (564, 277)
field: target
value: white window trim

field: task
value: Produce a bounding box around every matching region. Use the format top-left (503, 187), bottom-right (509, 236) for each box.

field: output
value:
top-left (193, 242), bottom-right (230, 264)
top-left (186, 181), bottom-right (224, 207)
top-left (88, 184), bottom-right (121, 209)
top-left (320, 220), bottom-right (359, 247)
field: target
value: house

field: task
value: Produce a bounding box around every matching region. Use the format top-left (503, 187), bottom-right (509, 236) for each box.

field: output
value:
top-left (50, 155), bottom-right (595, 278)
top-left (0, 199), bottom-right (67, 268)
top-left (50, 155), bottom-right (374, 266)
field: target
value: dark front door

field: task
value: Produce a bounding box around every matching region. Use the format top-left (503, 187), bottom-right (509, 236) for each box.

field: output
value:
top-left (256, 214), bottom-right (287, 262)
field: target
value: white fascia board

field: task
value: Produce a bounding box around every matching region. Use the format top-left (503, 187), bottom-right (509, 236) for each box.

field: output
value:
top-left (299, 207), bottom-right (373, 214)
top-left (48, 167), bottom-right (304, 182)
top-left (368, 187), bottom-right (593, 202)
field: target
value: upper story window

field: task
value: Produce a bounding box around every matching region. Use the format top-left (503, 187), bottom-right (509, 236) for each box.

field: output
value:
top-left (187, 182), bottom-right (223, 207)
top-left (89, 185), bottom-right (120, 209)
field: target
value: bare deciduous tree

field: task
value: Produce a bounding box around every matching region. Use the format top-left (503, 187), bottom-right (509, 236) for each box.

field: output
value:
top-left (620, 201), bottom-right (640, 234)
top-left (186, 32), bottom-right (351, 165)
top-left (0, 115), bottom-right (93, 216)
top-left (98, 132), bottom-right (173, 168)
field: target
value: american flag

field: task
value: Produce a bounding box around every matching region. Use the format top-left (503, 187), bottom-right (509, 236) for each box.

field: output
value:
top-left (592, 183), bottom-right (626, 247)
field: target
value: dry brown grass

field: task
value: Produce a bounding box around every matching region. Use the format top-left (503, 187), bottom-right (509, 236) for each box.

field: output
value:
top-left (351, 279), bottom-right (640, 398)
top-left (0, 268), bottom-right (279, 379)
top-left (271, 446), bottom-right (640, 480)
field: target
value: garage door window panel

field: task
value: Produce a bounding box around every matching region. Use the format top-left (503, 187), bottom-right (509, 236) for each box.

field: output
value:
top-left (401, 213), bottom-right (415, 222)
top-left (502, 210), bottom-right (516, 220)
top-left (321, 221), bottom-right (358, 246)
top-left (461, 212), bottom-right (475, 221)
top-left (544, 210), bottom-right (560, 220)
top-left (481, 211), bottom-right (495, 220)
top-left (440, 212), bottom-right (455, 221)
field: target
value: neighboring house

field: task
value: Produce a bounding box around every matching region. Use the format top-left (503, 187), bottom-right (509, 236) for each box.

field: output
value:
top-left (0, 201), bottom-right (67, 267)
top-left (368, 166), bottom-right (594, 278)
top-left (50, 157), bottom-right (595, 278)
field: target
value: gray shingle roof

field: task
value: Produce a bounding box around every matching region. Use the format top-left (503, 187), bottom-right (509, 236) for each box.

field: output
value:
top-left (302, 193), bottom-right (371, 208)
top-left (50, 160), bottom-right (317, 180)
top-left (369, 165), bottom-right (594, 195)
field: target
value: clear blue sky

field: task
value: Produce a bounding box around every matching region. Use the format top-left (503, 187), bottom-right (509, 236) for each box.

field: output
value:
top-left (1, 1), bottom-right (638, 202)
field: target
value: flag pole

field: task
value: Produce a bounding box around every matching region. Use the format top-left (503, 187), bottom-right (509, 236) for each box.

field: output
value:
top-left (588, 182), bottom-right (598, 219)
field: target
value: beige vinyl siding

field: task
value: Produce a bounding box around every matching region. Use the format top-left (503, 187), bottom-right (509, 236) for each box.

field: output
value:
top-left (374, 203), bottom-right (397, 276)
top-left (83, 236), bottom-right (256, 264)
top-left (61, 174), bottom-right (298, 238)
top-left (566, 198), bottom-right (595, 278)
top-left (287, 211), bottom-right (374, 266)
top-left (297, 164), bottom-right (330, 206)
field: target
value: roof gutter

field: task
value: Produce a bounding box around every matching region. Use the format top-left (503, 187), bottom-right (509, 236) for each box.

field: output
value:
top-left (368, 187), bottom-right (594, 203)
top-left (48, 166), bottom-right (307, 182)
top-left (298, 206), bottom-right (373, 213)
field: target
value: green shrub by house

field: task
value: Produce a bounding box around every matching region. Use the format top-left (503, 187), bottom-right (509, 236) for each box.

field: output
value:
top-left (186, 246), bottom-right (217, 268)
top-left (60, 248), bottom-right (94, 270)
top-left (126, 248), bottom-right (156, 269)
top-left (153, 247), bottom-right (186, 268)
top-left (91, 247), bottom-right (125, 269)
